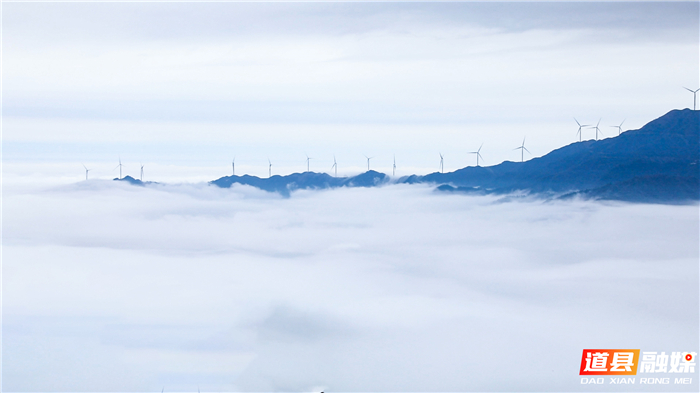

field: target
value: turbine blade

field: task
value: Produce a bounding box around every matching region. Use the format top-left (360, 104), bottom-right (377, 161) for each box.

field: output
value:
top-left (523, 147), bottom-right (531, 153)
top-left (684, 87), bottom-right (694, 92)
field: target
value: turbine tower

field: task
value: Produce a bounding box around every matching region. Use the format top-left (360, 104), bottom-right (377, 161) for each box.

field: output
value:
top-left (393, 155), bottom-right (397, 176)
top-left (83, 164), bottom-right (90, 180)
top-left (684, 87), bottom-right (700, 110)
top-left (140, 164), bottom-right (144, 181)
top-left (114, 157), bottom-right (123, 179)
top-left (513, 137), bottom-right (530, 162)
top-left (574, 118), bottom-right (590, 142)
top-left (268, 158), bottom-right (272, 178)
top-left (305, 154), bottom-right (312, 172)
top-left (610, 119), bottom-right (625, 136)
top-left (364, 155), bottom-right (373, 171)
top-left (232, 157), bottom-right (235, 176)
top-left (439, 153), bottom-right (444, 173)
top-left (470, 144), bottom-right (484, 167)
top-left (331, 155), bottom-right (337, 177)
top-left (593, 118), bottom-right (603, 140)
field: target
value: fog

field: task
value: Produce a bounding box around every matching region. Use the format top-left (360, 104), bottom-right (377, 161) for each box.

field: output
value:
top-left (3, 177), bottom-right (698, 391)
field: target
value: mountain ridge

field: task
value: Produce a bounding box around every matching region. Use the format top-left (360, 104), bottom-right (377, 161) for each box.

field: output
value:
top-left (411, 108), bottom-right (698, 201)
top-left (119, 108), bottom-right (698, 203)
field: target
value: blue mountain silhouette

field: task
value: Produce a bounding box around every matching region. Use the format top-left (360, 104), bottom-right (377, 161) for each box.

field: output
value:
top-left (210, 170), bottom-right (388, 197)
top-left (113, 175), bottom-right (156, 186)
top-left (121, 109), bottom-right (697, 203)
top-left (418, 109), bottom-right (698, 202)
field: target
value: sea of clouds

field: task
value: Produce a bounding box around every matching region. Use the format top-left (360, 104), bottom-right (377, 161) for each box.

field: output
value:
top-left (3, 178), bottom-right (698, 391)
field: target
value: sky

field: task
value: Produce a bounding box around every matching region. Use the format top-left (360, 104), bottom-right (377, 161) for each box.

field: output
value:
top-left (3, 180), bottom-right (698, 391)
top-left (3, 1), bottom-right (699, 180)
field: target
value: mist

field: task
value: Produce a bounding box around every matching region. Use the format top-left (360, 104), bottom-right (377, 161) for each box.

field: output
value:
top-left (3, 178), bottom-right (698, 391)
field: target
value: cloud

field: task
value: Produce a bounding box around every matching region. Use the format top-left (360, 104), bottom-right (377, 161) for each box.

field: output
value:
top-left (5, 2), bottom-right (697, 44)
top-left (3, 3), bottom-right (697, 170)
top-left (3, 179), bottom-right (698, 391)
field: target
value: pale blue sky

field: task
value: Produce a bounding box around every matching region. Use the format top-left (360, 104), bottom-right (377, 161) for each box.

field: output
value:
top-left (3, 1), bottom-right (699, 179)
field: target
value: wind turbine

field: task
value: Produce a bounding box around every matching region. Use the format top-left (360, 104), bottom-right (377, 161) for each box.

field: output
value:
top-left (592, 118), bottom-right (603, 140)
top-left (469, 144), bottom-right (484, 167)
top-left (513, 137), bottom-right (530, 162)
top-left (684, 87), bottom-right (700, 110)
top-left (331, 155), bottom-right (337, 177)
top-left (140, 164), bottom-right (145, 181)
top-left (393, 155), bottom-right (397, 176)
top-left (82, 164), bottom-right (90, 180)
top-left (364, 155), bottom-right (373, 171)
top-left (610, 119), bottom-right (625, 135)
top-left (114, 157), bottom-right (124, 179)
top-left (574, 118), bottom-right (590, 142)
top-left (232, 157), bottom-right (236, 176)
top-left (305, 154), bottom-right (312, 172)
top-left (268, 158), bottom-right (272, 178)
top-left (439, 153), bottom-right (444, 173)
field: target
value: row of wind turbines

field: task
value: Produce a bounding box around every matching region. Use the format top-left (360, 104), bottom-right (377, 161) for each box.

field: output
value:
top-left (224, 136), bottom-right (542, 180)
top-left (227, 143), bottom-right (489, 180)
top-left (225, 111), bottom-right (630, 178)
top-left (84, 124), bottom-right (604, 181)
top-left (85, 87), bottom-right (700, 181)
top-left (573, 118), bottom-right (626, 142)
top-left (568, 85), bottom-right (699, 147)
top-left (83, 157), bottom-right (145, 181)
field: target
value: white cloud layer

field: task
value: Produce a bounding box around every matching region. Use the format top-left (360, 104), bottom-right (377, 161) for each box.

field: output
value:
top-left (3, 177), bottom-right (698, 391)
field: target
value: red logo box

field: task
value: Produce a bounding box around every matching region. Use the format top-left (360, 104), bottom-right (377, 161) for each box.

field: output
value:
top-left (580, 349), bottom-right (641, 375)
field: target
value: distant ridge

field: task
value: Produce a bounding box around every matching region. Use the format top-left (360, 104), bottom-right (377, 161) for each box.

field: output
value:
top-left (120, 109), bottom-right (699, 203)
top-left (114, 175), bottom-right (156, 186)
top-left (414, 109), bottom-right (699, 203)
top-left (210, 170), bottom-right (388, 197)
